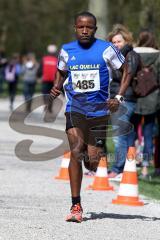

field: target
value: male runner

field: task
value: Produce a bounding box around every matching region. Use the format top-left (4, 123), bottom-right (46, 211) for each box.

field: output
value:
top-left (50, 11), bottom-right (126, 222)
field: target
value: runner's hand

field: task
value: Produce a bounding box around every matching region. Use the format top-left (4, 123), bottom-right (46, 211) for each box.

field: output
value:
top-left (44, 87), bottom-right (61, 112)
top-left (50, 86), bottom-right (61, 98)
top-left (107, 98), bottom-right (119, 113)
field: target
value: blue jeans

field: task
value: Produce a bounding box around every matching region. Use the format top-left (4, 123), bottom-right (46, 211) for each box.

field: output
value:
top-left (23, 82), bottom-right (36, 111)
top-left (110, 101), bottom-right (136, 173)
top-left (0, 68), bottom-right (4, 94)
top-left (132, 113), bottom-right (155, 167)
top-left (23, 82), bottom-right (36, 101)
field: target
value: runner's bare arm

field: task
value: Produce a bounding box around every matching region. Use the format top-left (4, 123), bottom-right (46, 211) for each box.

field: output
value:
top-left (50, 69), bottom-right (67, 98)
top-left (106, 63), bottom-right (124, 112)
top-left (117, 61), bottom-right (133, 96)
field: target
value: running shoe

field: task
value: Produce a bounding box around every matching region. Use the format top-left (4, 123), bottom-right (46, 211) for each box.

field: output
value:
top-left (66, 203), bottom-right (83, 223)
top-left (108, 172), bottom-right (122, 182)
top-left (84, 170), bottom-right (95, 177)
top-left (139, 174), bottom-right (152, 181)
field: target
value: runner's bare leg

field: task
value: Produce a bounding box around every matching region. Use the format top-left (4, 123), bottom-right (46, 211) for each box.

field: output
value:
top-left (67, 128), bottom-right (86, 197)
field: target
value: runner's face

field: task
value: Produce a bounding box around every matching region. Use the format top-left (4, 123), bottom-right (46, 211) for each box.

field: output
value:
top-left (75, 16), bottom-right (97, 45)
top-left (112, 34), bottom-right (126, 49)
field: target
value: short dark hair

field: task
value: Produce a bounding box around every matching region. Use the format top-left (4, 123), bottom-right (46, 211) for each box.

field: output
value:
top-left (74, 11), bottom-right (97, 25)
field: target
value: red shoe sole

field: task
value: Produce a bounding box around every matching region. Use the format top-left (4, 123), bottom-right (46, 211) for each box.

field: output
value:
top-left (66, 216), bottom-right (82, 223)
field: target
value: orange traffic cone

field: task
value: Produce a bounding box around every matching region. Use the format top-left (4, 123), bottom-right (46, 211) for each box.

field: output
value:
top-left (55, 151), bottom-right (70, 180)
top-left (86, 156), bottom-right (114, 190)
top-left (112, 146), bottom-right (144, 206)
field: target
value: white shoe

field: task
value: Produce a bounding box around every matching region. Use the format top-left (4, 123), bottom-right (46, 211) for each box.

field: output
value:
top-left (109, 173), bottom-right (122, 182)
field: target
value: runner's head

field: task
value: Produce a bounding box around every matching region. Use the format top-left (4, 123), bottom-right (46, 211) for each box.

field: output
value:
top-left (74, 11), bottom-right (97, 47)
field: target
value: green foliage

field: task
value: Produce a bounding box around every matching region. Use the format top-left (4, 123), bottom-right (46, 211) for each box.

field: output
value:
top-left (139, 177), bottom-right (160, 200)
top-left (108, 0), bottom-right (160, 44)
top-left (0, 0), bottom-right (88, 57)
top-left (138, 166), bottom-right (160, 200)
top-left (0, 0), bottom-right (160, 57)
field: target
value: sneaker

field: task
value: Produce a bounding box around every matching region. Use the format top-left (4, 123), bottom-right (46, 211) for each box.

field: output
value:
top-left (108, 171), bottom-right (119, 178)
top-left (84, 170), bottom-right (95, 177)
top-left (139, 174), bottom-right (152, 181)
top-left (66, 203), bottom-right (83, 223)
top-left (108, 172), bottom-right (122, 182)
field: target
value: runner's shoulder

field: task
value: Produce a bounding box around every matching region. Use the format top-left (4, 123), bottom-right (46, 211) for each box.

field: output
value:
top-left (61, 41), bottom-right (77, 51)
top-left (95, 39), bottom-right (114, 50)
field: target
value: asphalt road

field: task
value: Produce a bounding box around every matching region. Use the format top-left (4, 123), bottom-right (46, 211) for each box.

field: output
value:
top-left (0, 95), bottom-right (160, 240)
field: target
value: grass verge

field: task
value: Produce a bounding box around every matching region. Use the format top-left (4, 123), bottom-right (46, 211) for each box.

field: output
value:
top-left (138, 167), bottom-right (160, 200)
top-left (107, 138), bottom-right (160, 200)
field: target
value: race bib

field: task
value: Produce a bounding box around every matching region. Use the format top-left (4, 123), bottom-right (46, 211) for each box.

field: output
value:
top-left (71, 70), bottom-right (100, 92)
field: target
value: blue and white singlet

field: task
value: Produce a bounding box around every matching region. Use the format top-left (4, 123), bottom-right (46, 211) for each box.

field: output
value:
top-left (58, 39), bottom-right (125, 117)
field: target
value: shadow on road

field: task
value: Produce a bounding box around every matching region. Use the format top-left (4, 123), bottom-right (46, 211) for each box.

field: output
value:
top-left (83, 212), bottom-right (160, 222)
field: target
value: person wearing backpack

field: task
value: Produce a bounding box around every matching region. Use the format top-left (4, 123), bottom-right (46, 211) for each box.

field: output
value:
top-left (5, 54), bottom-right (21, 111)
top-left (37, 44), bottom-right (58, 112)
top-left (21, 53), bottom-right (39, 112)
top-left (106, 24), bottom-right (141, 179)
top-left (133, 30), bottom-right (160, 179)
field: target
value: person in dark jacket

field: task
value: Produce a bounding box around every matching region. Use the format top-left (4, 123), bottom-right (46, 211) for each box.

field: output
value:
top-left (0, 50), bottom-right (7, 94)
top-left (134, 30), bottom-right (160, 179)
top-left (107, 24), bottom-right (140, 179)
top-left (5, 54), bottom-right (21, 111)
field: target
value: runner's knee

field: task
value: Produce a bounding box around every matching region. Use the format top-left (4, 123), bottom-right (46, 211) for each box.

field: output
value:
top-left (71, 148), bottom-right (84, 163)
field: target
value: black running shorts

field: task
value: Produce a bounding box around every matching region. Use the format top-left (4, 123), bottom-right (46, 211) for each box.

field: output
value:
top-left (65, 112), bottom-right (108, 147)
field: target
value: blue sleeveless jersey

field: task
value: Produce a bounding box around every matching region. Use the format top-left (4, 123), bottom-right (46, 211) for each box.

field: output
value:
top-left (58, 39), bottom-right (124, 117)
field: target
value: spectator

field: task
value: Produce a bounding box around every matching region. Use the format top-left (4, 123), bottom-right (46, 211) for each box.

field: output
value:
top-left (4, 54), bottom-right (21, 110)
top-left (107, 24), bottom-right (140, 179)
top-left (133, 30), bottom-right (160, 179)
top-left (21, 53), bottom-right (38, 112)
top-left (154, 109), bottom-right (160, 176)
top-left (0, 49), bottom-right (7, 94)
top-left (37, 44), bottom-right (58, 112)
